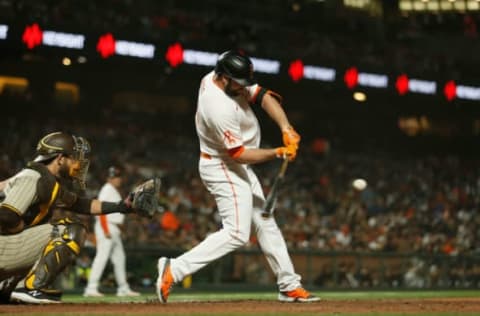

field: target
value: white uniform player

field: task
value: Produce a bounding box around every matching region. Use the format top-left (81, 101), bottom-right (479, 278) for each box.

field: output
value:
top-left (84, 166), bottom-right (139, 297)
top-left (156, 50), bottom-right (319, 303)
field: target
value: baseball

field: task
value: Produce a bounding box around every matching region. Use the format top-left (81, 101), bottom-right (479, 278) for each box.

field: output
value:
top-left (352, 178), bottom-right (367, 191)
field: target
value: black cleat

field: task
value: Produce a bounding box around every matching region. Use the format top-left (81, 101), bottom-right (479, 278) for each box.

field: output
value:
top-left (10, 288), bottom-right (61, 304)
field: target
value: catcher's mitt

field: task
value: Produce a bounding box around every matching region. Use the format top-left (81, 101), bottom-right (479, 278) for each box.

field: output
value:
top-left (128, 178), bottom-right (161, 218)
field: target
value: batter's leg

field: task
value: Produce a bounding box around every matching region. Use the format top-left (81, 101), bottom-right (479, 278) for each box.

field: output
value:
top-left (248, 167), bottom-right (301, 292)
top-left (169, 161), bottom-right (253, 282)
top-left (252, 209), bottom-right (301, 291)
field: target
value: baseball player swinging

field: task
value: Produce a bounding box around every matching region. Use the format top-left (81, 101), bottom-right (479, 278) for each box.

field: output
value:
top-left (0, 132), bottom-right (158, 304)
top-left (156, 50), bottom-right (319, 303)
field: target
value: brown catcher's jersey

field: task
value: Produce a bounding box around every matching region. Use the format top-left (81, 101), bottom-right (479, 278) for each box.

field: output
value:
top-left (1, 162), bottom-right (78, 228)
top-left (50, 177), bottom-right (89, 226)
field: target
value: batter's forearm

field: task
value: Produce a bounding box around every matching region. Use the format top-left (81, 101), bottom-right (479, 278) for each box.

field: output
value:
top-left (261, 93), bottom-right (291, 131)
top-left (234, 148), bottom-right (278, 165)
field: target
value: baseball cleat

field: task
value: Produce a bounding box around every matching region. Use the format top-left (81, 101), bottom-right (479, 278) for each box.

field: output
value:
top-left (156, 257), bottom-right (174, 303)
top-left (83, 289), bottom-right (105, 297)
top-left (278, 287), bottom-right (320, 303)
top-left (116, 289), bottom-right (141, 297)
top-left (10, 288), bottom-right (61, 304)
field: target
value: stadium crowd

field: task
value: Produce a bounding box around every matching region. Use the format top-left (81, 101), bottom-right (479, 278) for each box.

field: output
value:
top-left (2, 101), bottom-right (480, 289)
top-left (2, 111), bottom-right (479, 257)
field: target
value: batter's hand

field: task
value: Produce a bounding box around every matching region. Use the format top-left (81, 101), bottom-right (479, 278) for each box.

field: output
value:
top-left (275, 145), bottom-right (297, 161)
top-left (282, 126), bottom-right (301, 148)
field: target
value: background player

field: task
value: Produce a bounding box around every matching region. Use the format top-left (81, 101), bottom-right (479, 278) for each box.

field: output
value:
top-left (156, 50), bottom-right (319, 303)
top-left (84, 165), bottom-right (140, 297)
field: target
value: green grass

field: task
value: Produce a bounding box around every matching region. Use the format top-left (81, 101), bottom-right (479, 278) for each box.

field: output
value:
top-left (62, 289), bottom-right (480, 303)
top-left (1, 290), bottom-right (478, 316)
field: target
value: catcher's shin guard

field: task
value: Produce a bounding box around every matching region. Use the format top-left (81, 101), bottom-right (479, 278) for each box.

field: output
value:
top-left (24, 223), bottom-right (86, 291)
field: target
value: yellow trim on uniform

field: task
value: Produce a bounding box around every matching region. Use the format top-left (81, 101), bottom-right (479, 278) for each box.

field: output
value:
top-left (31, 182), bottom-right (59, 226)
top-left (64, 217), bottom-right (74, 224)
top-left (0, 203), bottom-right (22, 215)
top-left (44, 241), bottom-right (55, 255)
top-left (25, 274), bottom-right (35, 290)
top-left (66, 240), bottom-right (80, 254)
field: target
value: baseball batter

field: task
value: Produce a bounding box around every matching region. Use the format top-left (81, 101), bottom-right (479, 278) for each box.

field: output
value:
top-left (84, 166), bottom-right (139, 297)
top-left (157, 50), bottom-right (319, 303)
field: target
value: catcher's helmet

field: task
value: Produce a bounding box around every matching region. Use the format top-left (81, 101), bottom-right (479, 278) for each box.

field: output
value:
top-left (34, 132), bottom-right (90, 163)
top-left (214, 50), bottom-right (256, 86)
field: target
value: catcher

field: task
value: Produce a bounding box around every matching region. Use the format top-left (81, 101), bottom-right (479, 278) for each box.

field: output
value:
top-left (0, 132), bottom-right (159, 304)
top-left (11, 178), bottom-right (91, 304)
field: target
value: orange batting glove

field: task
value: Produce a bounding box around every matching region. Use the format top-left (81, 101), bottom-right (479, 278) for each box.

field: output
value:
top-left (275, 145), bottom-right (297, 161)
top-left (282, 126), bottom-right (301, 149)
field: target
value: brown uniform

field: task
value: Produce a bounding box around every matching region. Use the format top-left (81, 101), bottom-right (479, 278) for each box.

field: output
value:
top-left (0, 162), bottom-right (88, 301)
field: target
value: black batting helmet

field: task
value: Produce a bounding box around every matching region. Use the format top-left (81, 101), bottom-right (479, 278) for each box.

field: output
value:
top-left (34, 132), bottom-right (90, 163)
top-left (214, 50), bottom-right (256, 86)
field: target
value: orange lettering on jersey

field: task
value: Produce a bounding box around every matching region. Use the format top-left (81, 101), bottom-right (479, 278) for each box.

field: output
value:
top-left (223, 130), bottom-right (240, 145)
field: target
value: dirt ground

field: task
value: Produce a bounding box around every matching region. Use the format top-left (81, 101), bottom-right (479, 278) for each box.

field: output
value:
top-left (1, 298), bottom-right (480, 315)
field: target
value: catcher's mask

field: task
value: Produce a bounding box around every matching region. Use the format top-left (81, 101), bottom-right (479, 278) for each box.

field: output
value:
top-left (214, 50), bottom-right (256, 87)
top-left (34, 132), bottom-right (91, 187)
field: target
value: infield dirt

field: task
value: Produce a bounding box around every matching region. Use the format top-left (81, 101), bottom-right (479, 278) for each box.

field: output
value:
top-left (1, 297), bottom-right (480, 315)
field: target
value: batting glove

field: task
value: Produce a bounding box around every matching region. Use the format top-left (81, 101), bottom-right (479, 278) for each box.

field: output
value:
top-left (275, 145), bottom-right (297, 161)
top-left (282, 126), bottom-right (301, 149)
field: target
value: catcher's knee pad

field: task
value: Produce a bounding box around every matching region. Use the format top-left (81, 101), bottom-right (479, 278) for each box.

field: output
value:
top-left (62, 222), bottom-right (87, 248)
top-left (25, 223), bottom-right (86, 290)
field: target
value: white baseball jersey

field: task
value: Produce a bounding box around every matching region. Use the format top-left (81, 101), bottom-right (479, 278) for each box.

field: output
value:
top-left (96, 183), bottom-right (124, 228)
top-left (195, 71), bottom-right (261, 156)
top-left (167, 71), bottom-right (302, 292)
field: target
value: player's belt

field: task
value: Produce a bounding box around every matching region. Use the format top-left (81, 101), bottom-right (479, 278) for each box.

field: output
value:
top-left (200, 152), bottom-right (212, 159)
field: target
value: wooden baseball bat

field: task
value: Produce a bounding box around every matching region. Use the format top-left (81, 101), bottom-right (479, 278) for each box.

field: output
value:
top-left (261, 158), bottom-right (289, 218)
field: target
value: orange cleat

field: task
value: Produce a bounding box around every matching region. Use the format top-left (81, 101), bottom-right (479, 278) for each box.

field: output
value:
top-left (278, 287), bottom-right (320, 303)
top-left (156, 257), bottom-right (174, 303)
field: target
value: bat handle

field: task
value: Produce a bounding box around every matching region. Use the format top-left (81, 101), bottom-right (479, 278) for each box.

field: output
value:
top-left (261, 158), bottom-right (289, 219)
top-left (278, 158), bottom-right (289, 177)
